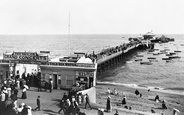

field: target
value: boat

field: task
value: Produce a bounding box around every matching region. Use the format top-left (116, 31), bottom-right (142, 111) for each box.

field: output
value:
top-left (174, 50), bottom-right (182, 53)
top-left (147, 57), bottom-right (156, 59)
top-left (153, 52), bottom-right (159, 55)
top-left (134, 58), bottom-right (143, 61)
top-left (140, 61), bottom-right (153, 65)
top-left (162, 57), bottom-right (171, 60)
top-left (169, 55), bottom-right (181, 59)
top-left (166, 52), bottom-right (176, 56)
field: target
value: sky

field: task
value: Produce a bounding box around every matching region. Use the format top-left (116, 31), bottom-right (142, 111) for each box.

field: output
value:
top-left (0, 0), bottom-right (184, 34)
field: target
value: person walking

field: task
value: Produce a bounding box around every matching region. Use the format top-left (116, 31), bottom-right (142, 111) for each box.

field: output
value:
top-left (85, 94), bottom-right (92, 109)
top-left (106, 96), bottom-right (111, 112)
top-left (0, 91), bottom-right (6, 111)
top-left (34, 96), bottom-right (41, 111)
top-left (64, 99), bottom-right (71, 115)
top-left (58, 99), bottom-right (64, 114)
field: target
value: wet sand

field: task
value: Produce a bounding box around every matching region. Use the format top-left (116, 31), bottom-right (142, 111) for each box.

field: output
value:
top-left (96, 83), bottom-right (184, 115)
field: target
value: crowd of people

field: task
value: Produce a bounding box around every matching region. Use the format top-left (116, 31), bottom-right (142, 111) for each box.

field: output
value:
top-left (57, 91), bottom-right (90, 115)
top-left (0, 69), bottom-right (95, 115)
top-left (0, 79), bottom-right (33, 115)
top-left (0, 69), bottom-right (53, 115)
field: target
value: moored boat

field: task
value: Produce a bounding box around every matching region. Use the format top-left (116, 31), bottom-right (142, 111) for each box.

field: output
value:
top-left (169, 55), bottom-right (181, 59)
top-left (162, 57), bottom-right (171, 60)
top-left (153, 52), bottom-right (159, 55)
top-left (147, 57), bottom-right (156, 59)
top-left (135, 58), bottom-right (143, 61)
top-left (140, 61), bottom-right (153, 65)
top-left (174, 50), bottom-right (182, 53)
top-left (165, 52), bottom-right (176, 56)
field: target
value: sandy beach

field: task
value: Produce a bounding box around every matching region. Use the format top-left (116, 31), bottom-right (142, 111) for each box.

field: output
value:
top-left (96, 83), bottom-right (184, 115)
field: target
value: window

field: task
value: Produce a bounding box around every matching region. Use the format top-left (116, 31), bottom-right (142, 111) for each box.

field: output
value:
top-left (66, 80), bottom-right (73, 86)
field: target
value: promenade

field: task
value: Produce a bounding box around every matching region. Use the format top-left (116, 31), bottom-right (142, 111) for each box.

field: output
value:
top-left (14, 86), bottom-right (162, 115)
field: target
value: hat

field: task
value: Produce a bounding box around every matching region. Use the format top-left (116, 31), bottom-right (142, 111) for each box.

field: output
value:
top-left (66, 99), bottom-right (70, 102)
top-left (21, 103), bottom-right (25, 106)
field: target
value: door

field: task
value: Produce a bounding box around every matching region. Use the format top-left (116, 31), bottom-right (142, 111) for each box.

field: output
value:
top-left (61, 75), bottom-right (66, 88)
top-left (53, 74), bottom-right (57, 89)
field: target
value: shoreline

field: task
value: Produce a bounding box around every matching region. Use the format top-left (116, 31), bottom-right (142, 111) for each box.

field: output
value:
top-left (97, 81), bottom-right (184, 96)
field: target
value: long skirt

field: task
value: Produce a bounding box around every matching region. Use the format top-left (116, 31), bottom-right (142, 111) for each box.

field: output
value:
top-left (22, 92), bottom-right (27, 99)
top-left (106, 99), bottom-right (111, 111)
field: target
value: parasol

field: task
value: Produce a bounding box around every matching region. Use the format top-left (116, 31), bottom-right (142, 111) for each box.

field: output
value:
top-left (173, 108), bottom-right (180, 113)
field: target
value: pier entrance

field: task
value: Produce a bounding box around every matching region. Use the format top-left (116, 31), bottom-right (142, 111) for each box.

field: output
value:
top-left (0, 51), bottom-right (49, 88)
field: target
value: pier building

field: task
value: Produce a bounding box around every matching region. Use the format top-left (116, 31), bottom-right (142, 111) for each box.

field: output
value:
top-left (0, 51), bottom-right (97, 103)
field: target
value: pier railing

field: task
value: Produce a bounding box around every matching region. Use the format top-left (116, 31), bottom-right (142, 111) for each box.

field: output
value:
top-left (95, 41), bottom-right (140, 64)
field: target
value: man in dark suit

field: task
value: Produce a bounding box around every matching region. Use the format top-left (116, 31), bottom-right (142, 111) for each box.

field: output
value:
top-left (85, 94), bottom-right (92, 109)
top-left (34, 96), bottom-right (41, 111)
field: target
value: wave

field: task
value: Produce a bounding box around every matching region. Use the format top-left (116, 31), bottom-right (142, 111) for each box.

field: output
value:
top-left (97, 81), bottom-right (184, 95)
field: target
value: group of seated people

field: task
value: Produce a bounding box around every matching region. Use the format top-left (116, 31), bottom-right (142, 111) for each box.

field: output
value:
top-left (107, 88), bottom-right (118, 95)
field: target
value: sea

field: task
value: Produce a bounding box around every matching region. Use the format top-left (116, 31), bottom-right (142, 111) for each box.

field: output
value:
top-left (0, 34), bottom-right (184, 92)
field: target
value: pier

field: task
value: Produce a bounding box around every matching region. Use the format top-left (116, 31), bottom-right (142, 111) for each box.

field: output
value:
top-left (94, 39), bottom-right (153, 75)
